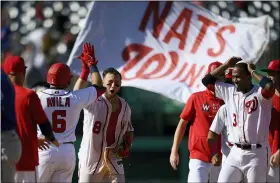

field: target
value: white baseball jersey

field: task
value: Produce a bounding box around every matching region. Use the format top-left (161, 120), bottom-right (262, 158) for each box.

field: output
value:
top-left (37, 87), bottom-right (98, 143)
top-left (214, 82), bottom-right (272, 144)
top-left (210, 104), bottom-right (233, 157)
top-left (78, 95), bottom-right (134, 175)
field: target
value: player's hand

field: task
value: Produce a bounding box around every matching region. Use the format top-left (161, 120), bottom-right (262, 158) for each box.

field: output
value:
top-left (270, 149), bottom-right (280, 167)
top-left (170, 151), bottom-right (179, 170)
top-left (225, 56), bottom-right (242, 67)
top-left (114, 143), bottom-right (131, 159)
top-left (50, 139), bottom-right (60, 147)
top-left (211, 153), bottom-right (222, 166)
top-left (78, 42), bottom-right (98, 66)
top-left (247, 63), bottom-right (256, 74)
top-left (78, 53), bottom-right (89, 70)
top-left (38, 137), bottom-right (50, 150)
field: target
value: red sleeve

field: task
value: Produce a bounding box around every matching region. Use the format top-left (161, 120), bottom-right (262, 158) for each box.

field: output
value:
top-left (271, 108), bottom-right (280, 153)
top-left (261, 88), bottom-right (275, 99)
top-left (272, 130), bottom-right (280, 153)
top-left (29, 91), bottom-right (48, 125)
top-left (180, 94), bottom-right (195, 122)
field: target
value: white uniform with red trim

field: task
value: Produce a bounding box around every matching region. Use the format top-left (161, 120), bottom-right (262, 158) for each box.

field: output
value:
top-left (78, 94), bottom-right (133, 182)
top-left (213, 82), bottom-right (272, 183)
top-left (209, 104), bottom-right (233, 165)
top-left (36, 87), bottom-right (99, 183)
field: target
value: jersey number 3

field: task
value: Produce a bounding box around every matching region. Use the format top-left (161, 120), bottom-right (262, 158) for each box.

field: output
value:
top-left (233, 113), bottom-right (238, 127)
top-left (52, 110), bottom-right (67, 133)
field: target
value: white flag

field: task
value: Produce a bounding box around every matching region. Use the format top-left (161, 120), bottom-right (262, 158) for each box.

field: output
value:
top-left (67, 1), bottom-right (270, 103)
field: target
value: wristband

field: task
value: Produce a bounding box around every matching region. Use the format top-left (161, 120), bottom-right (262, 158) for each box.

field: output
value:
top-left (90, 65), bottom-right (99, 73)
top-left (250, 70), bottom-right (256, 75)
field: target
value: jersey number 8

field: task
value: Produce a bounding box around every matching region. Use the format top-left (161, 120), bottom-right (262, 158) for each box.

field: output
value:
top-left (52, 110), bottom-right (67, 133)
top-left (92, 121), bottom-right (101, 134)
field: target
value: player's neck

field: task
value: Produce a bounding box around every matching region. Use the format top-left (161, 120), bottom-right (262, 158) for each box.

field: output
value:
top-left (242, 84), bottom-right (254, 94)
top-left (50, 85), bottom-right (66, 90)
top-left (8, 75), bottom-right (23, 86)
top-left (105, 95), bottom-right (118, 103)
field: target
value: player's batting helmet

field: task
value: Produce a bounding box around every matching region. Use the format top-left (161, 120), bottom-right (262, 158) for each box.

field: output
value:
top-left (47, 63), bottom-right (71, 88)
top-left (207, 61), bottom-right (222, 73)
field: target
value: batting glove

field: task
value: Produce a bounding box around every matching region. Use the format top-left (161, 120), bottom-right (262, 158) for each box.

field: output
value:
top-left (115, 133), bottom-right (132, 159)
top-left (78, 42), bottom-right (98, 66)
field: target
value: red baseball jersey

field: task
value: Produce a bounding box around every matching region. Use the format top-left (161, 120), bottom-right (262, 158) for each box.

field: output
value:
top-left (180, 90), bottom-right (224, 163)
top-left (269, 94), bottom-right (280, 154)
top-left (14, 84), bottom-right (48, 171)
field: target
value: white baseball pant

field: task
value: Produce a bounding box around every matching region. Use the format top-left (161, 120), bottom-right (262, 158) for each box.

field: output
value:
top-left (37, 143), bottom-right (76, 183)
top-left (221, 154), bottom-right (228, 166)
top-left (267, 166), bottom-right (279, 183)
top-left (15, 171), bottom-right (36, 183)
top-left (218, 145), bottom-right (270, 183)
top-left (187, 159), bottom-right (221, 183)
top-left (1, 130), bottom-right (22, 183)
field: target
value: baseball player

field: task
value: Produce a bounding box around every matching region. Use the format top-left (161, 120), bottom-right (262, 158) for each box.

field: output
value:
top-left (261, 59), bottom-right (280, 183)
top-left (1, 68), bottom-right (22, 183)
top-left (208, 68), bottom-right (234, 165)
top-left (36, 43), bottom-right (105, 183)
top-left (170, 62), bottom-right (224, 183)
top-left (74, 46), bottom-right (133, 182)
top-left (2, 55), bottom-right (59, 183)
top-left (202, 56), bottom-right (275, 182)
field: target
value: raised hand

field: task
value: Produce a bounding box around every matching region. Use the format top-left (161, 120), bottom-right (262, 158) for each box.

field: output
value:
top-left (247, 63), bottom-right (256, 74)
top-left (225, 56), bottom-right (242, 67)
top-left (78, 42), bottom-right (98, 66)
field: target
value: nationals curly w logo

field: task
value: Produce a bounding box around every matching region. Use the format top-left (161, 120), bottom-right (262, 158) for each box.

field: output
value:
top-left (245, 96), bottom-right (258, 114)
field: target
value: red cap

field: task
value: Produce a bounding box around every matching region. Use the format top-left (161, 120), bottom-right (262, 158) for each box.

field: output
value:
top-left (208, 61), bottom-right (222, 73)
top-left (3, 56), bottom-right (27, 75)
top-left (261, 60), bottom-right (280, 73)
top-left (225, 68), bottom-right (233, 79)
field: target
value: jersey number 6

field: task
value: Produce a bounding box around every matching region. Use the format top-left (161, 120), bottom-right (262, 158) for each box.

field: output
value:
top-left (52, 110), bottom-right (67, 133)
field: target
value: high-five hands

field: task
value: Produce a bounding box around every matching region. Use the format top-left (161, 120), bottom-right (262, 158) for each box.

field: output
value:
top-left (78, 42), bottom-right (98, 67)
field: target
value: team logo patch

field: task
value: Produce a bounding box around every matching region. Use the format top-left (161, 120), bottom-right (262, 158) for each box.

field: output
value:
top-left (202, 103), bottom-right (210, 111)
top-left (117, 160), bottom-right (123, 165)
top-left (245, 96), bottom-right (258, 114)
